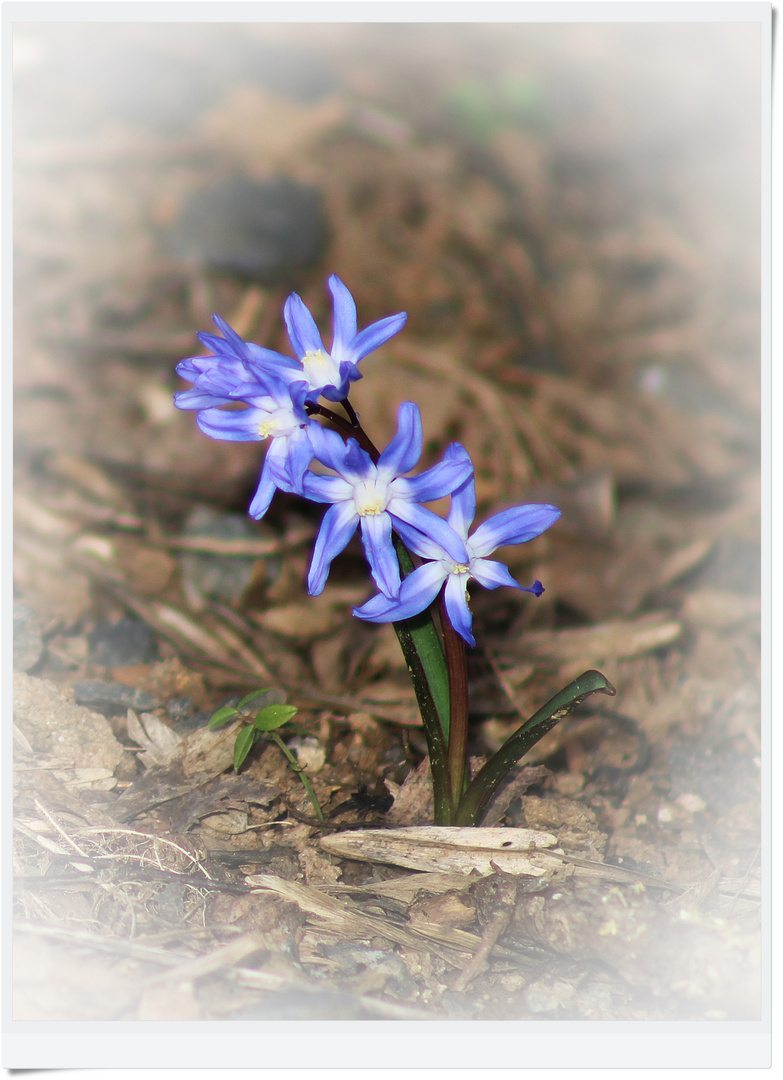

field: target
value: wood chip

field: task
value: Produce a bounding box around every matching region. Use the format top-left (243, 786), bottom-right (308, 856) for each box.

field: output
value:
top-left (517, 612), bottom-right (683, 666)
top-left (320, 826), bottom-right (563, 877)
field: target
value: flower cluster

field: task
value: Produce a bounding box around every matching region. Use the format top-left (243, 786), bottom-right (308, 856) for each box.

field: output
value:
top-left (175, 276), bottom-right (560, 644)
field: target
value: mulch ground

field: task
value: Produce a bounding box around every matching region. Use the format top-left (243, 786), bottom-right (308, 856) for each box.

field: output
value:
top-left (12, 22), bottom-right (761, 1021)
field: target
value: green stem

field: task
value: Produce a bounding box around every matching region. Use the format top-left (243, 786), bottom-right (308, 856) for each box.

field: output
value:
top-left (392, 537), bottom-right (452, 823)
top-left (269, 731), bottom-right (326, 825)
top-left (310, 400), bottom-right (456, 823)
top-left (439, 592), bottom-right (469, 811)
top-left (454, 670), bottom-right (616, 826)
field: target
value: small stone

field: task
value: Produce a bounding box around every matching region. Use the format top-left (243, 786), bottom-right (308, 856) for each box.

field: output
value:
top-left (72, 680), bottom-right (158, 716)
top-left (13, 601), bottom-right (44, 671)
top-left (87, 617), bottom-right (158, 668)
top-left (178, 506), bottom-right (269, 605)
top-left (166, 697), bottom-right (193, 723)
top-left (165, 175), bottom-right (328, 283)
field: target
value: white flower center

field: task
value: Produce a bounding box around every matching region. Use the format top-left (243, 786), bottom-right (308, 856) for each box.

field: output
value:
top-left (353, 478), bottom-right (390, 517)
top-left (301, 349), bottom-right (342, 391)
top-left (257, 407), bottom-right (299, 440)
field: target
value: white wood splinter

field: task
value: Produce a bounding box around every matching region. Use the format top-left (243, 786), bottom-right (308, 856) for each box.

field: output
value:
top-left (320, 827), bottom-right (564, 877)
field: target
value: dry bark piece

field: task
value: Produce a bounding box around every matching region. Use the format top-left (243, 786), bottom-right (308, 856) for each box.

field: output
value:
top-left (517, 612), bottom-right (683, 666)
top-left (320, 827), bottom-right (564, 877)
top-left (110, 720), bottom-right (243, 823)
top-left (407, 889), bottom-right (477, 931)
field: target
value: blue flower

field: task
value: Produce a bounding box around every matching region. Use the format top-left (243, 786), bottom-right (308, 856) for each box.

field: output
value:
top-left (284, 275), bottom-right (407, 403)
top-left (174, 314), bottom-right (304, 412)
top-left (303, 403), bottom-right (472, 598)
top-left (194, 376), bottom-right (315, 520)
top-left (353, 444), bottom-right (561, 646)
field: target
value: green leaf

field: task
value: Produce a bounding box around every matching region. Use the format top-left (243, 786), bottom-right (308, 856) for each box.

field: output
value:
top-left (455, 670), bottom-right (617, 826)
top-left (237, 689), bottom-right (271, 711)
top-left (208, 706), bottom-right (239, 729)
top-left (233, 725), bottom-right (258, 770)
top-left (254, 704), bottom-right (299, 731)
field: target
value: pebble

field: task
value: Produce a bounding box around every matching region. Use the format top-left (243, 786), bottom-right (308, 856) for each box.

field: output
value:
top-left (87, 617), bottom-right (158, 668)
top-left (72, 680), bottom-right (159, 716)
top-left (165, 176), bottom-right (328, 283)
top-left (178, 505), bottom-right (271, 605)
top-left (13, 601), bottom-right (44, 671)
top-left (166, 697), bottom-right (193, 723)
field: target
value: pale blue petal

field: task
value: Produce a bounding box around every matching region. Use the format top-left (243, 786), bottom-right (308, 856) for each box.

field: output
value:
top-left (301, 472), bottom-right (353, 504)
top-left (307, 501), bottom-right (359, 595)
top-left (343, 312), bottom-right (407, 363)
top-left (377, 402), bottom-right (422, 481)
top-left (248, 459), bottom-right (278, 520)
top-left (353, 562), bottom-right (447, 623)
top-left (328, 275), bottom-right (357, 358)
top-left (341, 438), bottom-right (373, 481)
top-left (278, 423), bottom-right (315, 492)
top-left (360, 512), bottom-right (400, 598)
top-left (284, 292), bottom-right (325, 359)
top-left (443, 444), bottom-right (476, 541)
top-left (307, 422), bottom-right (350, 475)
top-left (389, 502), bottom-right (468, 564)
top-left (244, 344), bottom-right (301, 373)
top-left (196, 407), bottom-right (264, 442)
top-left (176, 356), bottom-right (213, 380)
top-left (174, 388), bottom-right (232, 411)
top-left (267, 428), bottom-right (313, 495)
top-left (390, 517), bottom-right (447, 561)
top-left (468, 558), bottom-right (521, 591)
top-left (211, 314), bottom-right (248, 354)
top-left (392, 456), bottom-right (473, 504)
top-left (443, 572), bottom-right (475, 647)
top-left (469, 504), bottom-right (561, 558)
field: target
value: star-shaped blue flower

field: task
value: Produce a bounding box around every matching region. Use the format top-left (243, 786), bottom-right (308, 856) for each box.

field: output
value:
top-left (353, 444), bottom-right (561, 646)
top-left (284, 275), bottom-right (407, 403)
top-left (303, 403), bottom-right (472, 598)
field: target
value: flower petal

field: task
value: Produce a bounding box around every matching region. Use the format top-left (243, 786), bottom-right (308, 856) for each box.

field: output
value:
top-left (469, 504), bottom-right (561, 558)
top-left (443, 443), bottom-right (476, 541)
top-left (343, 312), bottom-right (408, 363)
top-left (301, 472), bottom-right (353, 504)
top-left (174, 388), bottom-right (233, 411)
top-left (248, 458), bottom-right (278, 520)
top-left (280, 425), bottom-right (315, 493)
top-left (308, 423), bottom-right (372, 483)
top-left (392, 456), bottom-right (473, 504)
top-left (354, 562), bottom-right (447, 623)
top-left (388, 501), bottom-right (469, 563)
top-left (468, 558), bottom-right (521, 591)
top-left (359, 511), bottom-right (400, 598)
top-left (443, 572), bottom-right (475, 647)
top-left (196, 407), bottom-right (264, 442)
top-left (391, 517), bottom-right (447, 561)
top-left (284, 292), bottom-right (325, 359)
top-left (377, 402), bottom-right (422, 481)
top-left (308, 501), bottom-right (359, 595)
top-left (328, 275), bottom-right (358, 359)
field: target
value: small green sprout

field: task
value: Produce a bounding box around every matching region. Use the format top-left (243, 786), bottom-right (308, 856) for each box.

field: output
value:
top-left (209, 690), bottom-right (325, 824)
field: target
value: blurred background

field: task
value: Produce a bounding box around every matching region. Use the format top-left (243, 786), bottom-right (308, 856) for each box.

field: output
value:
top-left (12, 19), bottom-right (762, 1022)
